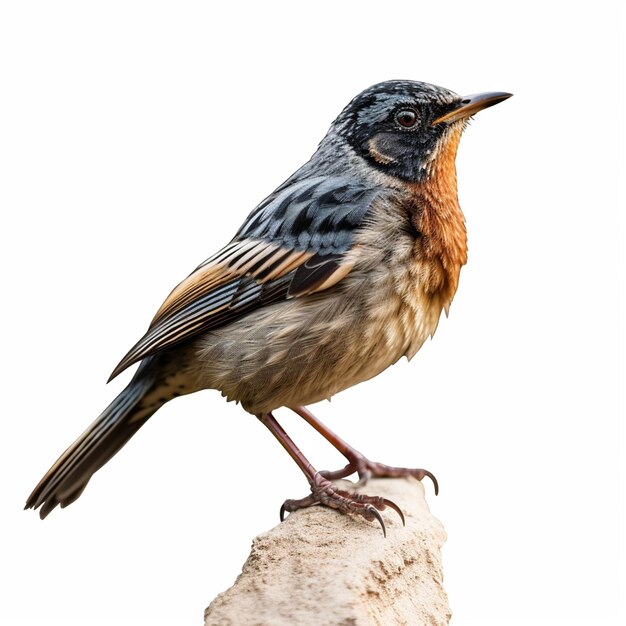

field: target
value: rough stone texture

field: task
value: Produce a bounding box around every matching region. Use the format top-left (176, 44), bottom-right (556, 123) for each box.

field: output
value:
top-left (205, 478), bottom-right (450, 626)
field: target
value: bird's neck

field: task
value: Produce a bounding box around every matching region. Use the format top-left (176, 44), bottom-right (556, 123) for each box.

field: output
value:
top-left (407, 127), bottom-right (468, 304)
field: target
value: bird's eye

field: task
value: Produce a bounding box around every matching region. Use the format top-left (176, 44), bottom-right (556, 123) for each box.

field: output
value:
top-left (395, 109), bottom-right (418, 128)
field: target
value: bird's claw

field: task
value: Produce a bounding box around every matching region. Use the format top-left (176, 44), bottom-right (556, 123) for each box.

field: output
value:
top-left (357, 465), bottom-right (439, 496)
top-left (319, 457), bottom-right (438, 495)
top-left (364, 504), bottom-right (386, 538)
top-left (279, 474), bottom-right (404, 537)
top-left (420, 469), bottom-right (439, 496)
top-left (381, 497), bottom-right (405, 526)
top-left (350, 458), bottom-right (439, 496)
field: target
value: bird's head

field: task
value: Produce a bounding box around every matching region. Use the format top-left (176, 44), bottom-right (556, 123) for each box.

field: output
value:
top-left (331, 80), bottom-right (511, 184)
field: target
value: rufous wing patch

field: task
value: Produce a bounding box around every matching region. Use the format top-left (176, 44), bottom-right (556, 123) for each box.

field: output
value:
top-left (110, 238), bottom-right (356, 381)
top-left (152, 240), bottom-right (283, 324)
top-left (287, 252), bottom-right (354, 297)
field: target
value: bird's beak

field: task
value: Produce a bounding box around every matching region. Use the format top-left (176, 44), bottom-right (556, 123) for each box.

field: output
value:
top-left (432, 91), bottom-right (512, 125)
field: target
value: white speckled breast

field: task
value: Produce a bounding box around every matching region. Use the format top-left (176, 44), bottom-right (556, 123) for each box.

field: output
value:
top-left (193, 194), bottom-right (465, 415)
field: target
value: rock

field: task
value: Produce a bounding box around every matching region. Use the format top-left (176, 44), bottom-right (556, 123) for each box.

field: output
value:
top-left (205, 478), bottom-right (450, 626)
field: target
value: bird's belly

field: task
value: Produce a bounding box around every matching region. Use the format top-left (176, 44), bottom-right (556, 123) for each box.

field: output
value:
top-left (195, 267), bottom-right (445, 415)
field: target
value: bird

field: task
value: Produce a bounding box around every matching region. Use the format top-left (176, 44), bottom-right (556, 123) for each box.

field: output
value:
top-left (26, 80), bottom-right (511, 534)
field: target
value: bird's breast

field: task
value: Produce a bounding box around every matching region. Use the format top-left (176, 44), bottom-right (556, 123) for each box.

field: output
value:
top-left (194, 185), bottom-right (468, 414)
top-left (354, 179), bottom-right (468, 361)
top-left (363, 249), bottom-right (458, 363)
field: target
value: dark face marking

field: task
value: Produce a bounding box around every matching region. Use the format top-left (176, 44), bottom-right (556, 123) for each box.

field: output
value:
top-left (331, 80), bottom-right (464, 182)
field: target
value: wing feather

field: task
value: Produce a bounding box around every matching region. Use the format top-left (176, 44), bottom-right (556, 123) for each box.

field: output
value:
top-left (109, 177), bottom-right (382, 381)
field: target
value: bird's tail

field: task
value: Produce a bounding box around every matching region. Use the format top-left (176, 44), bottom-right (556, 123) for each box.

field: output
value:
top-left (25, 358), bottom-right (172, 519)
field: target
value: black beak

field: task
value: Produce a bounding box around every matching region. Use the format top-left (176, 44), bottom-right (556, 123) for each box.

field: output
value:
top-left (432, 91), bottom-right (512, 125)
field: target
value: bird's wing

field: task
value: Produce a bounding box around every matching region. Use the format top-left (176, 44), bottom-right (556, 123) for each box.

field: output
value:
top-left (108, 176), bottom-right (380, 381)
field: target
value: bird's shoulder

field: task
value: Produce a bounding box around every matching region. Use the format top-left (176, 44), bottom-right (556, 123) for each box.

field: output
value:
top-left (235, 174), bottom-right (383, 252)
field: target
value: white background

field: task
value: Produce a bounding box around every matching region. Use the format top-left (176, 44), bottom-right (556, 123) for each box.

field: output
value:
top-left (1, 1), bottom-right (623, 625)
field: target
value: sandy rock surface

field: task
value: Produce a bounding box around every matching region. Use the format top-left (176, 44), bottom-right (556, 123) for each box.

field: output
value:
top-left (205, 478), bottom-right (450, 626)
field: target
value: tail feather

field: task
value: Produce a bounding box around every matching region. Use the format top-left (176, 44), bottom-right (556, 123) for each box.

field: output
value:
top-left (26, 363), bottom-right (166, 519)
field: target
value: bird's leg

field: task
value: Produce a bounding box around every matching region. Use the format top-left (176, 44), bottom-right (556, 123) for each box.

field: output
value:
top-left (290, 406), bottom-right (439, 494)
top-left (257, 412), bottom-right (404, 536)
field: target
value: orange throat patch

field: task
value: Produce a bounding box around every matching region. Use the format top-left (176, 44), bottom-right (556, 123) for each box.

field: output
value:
top-left (407, 126), bottom-right (468, 309)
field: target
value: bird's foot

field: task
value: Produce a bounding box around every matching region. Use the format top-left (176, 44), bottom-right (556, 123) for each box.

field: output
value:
top-left (279, 473), bottom-right (404, 537)
top-left (288, 406), bottom-right (438, 495)
top-left (321, 455), bottom-right (439, 495)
